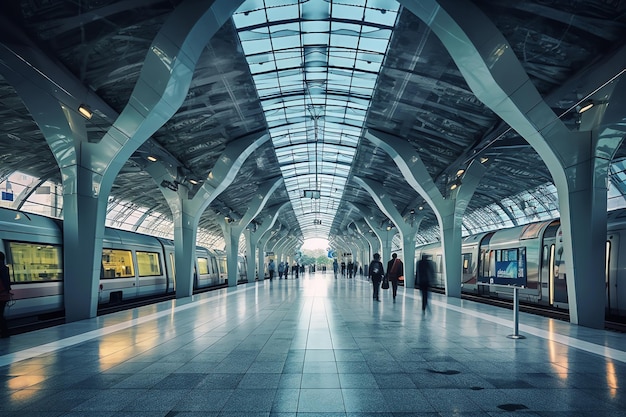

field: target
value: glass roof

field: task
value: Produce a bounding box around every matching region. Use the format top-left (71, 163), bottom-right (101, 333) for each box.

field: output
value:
top-left (233, 0), bottom-right (400, 240)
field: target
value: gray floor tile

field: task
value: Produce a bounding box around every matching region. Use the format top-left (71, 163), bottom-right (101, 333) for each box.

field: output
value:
top-left (0, 276), bottom-right (624, 417)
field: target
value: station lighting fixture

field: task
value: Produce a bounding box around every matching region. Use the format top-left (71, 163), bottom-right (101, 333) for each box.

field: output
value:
top-left (147, 155), bottom-right (158, 162)
top-left (303, 189), bottom-right (321, 199)
top-left (188, 179), bottom-right (199, 185)
top-left (450, 178), bottom-right (462, 190)
top-left (578, 100), bottom-right (594, 113)
top-left (78, 104), bottom-right (93, 119)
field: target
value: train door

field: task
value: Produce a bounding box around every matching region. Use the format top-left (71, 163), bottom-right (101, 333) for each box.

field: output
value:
top-left (169, 253), bottom-right (176, 292)
top-left (435, 254), bottom-right (443, 288)
top-left (476, 233), bottom-right (493, 295)
top-left (552, 227), bottom-right (568, 307)
top-left (541, 243), bottom-right (553, 305)
top-left (540, 221), bottom-right (559, 306)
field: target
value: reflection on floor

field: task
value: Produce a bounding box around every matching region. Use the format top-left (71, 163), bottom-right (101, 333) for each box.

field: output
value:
top-left (1, 271), bottom-right (625, 416)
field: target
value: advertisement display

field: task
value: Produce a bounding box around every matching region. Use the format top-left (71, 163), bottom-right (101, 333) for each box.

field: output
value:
top-left (489, 249), bottom-right (527, 287)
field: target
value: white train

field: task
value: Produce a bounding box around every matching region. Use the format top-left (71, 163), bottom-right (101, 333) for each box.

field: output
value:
top-left (0, 207), bottom-right (248, 321)
top-left (415, 209), bottom-right (626, 318)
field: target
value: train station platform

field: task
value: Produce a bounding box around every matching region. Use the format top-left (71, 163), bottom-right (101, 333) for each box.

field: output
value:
top-left (1, 272), bottom-right (625, 416)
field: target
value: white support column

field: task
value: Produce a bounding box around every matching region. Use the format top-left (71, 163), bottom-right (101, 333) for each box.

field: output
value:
top-left (0, 1), bottom-right (246, 321)
top-left (219, 178), bottom-right (284, 287)
top-left (354, 177), bottom-right (421, 289)
top-left (398, 0), bottom-right (624, 327)
top-left (365, 129), bottom-right (485, 298)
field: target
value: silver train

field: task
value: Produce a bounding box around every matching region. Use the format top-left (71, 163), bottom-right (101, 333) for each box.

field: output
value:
top-left (415, 209), bottom-right (626, 318)
top-left (0, 207), bottom-right (247, 321)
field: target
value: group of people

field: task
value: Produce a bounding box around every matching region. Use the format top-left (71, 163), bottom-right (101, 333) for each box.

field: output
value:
top-left (267, 259), bottom-right (298, 280)
top-left (368, 252), bottom-right (434, 312)
top-left (332, 259), bottom-right (359, 279)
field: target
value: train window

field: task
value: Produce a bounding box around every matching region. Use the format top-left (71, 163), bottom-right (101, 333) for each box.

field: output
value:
top-left (197, 257), bottom-right (209, 275)
top-left (219, 257), bottom-right (228, 275)
top-left (136, 251), bottom-right (162, 277)
top-left (462, 253), bottom-right (471, 273)
top-left (211, 257), bottom-right (218, 274)
top-left (7, 241), bottom-right (63, 283)
top-left (499, 249), bottom-right (518, 262)
top-left (101, 249), bottom-right (134, 278)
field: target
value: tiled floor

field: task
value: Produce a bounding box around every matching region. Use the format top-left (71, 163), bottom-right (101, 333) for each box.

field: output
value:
top-left (1, 271), bottom-right (625, 416)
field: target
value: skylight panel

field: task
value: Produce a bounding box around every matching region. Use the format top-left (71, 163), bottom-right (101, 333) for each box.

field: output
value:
top-left (267, 3), bottom-right (299, 20)
top-left (234, 0), bottom-right (399, 239)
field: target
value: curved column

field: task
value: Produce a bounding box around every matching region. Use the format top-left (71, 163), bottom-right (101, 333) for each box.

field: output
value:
top-left (365, 128), bottom-right (485, 297)
top-left (352, 218), bottom-right (381, 262)
top-left (0, 0), bottom-right (245, 320)
top-left (354, 177), bottom-right (421, 288)
top-left (346, 226), bottom-right (368, 276)
top-left (253, 203), bottom-right (289, 280)
top-left (350, 203), bottom-right (387, 258)
top-left (146, 131), bottom-right (269, 296)
top-left (219, 178), bottom-right (283, 286)
top-left (260, 227), bottom-right (285, 277)
top-left (399, 0), bottom-right (622, 327)
top-left (0, 18), bottom-right (118, 321)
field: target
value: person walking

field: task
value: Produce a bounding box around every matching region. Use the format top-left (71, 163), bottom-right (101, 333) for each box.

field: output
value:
top-left (333, 258), bottom-right (338, 279)
top-left (386, 253), bottom-right (404, 302)
top-left (368, 253), bottom-right (385, 302)
top-left (0, 251), bottom-right (12, 338)
top-left (268, 259), bottom-right (276, 280)
top-left (418, 254), bottom-right (435, 313)
top-left (278, 261), bottom-right (285, 279)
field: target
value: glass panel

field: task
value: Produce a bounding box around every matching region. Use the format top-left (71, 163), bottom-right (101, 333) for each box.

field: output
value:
top-left (101, 249), bottom-right (134, 279)
top-left (8, 241), bottom-right (63, 282)
top-left (234, 0), bottom-right (400, 239)
top-left (197, 257), bottom-right (209, 275)
top-left (136, 251), bottom-right (162, 277)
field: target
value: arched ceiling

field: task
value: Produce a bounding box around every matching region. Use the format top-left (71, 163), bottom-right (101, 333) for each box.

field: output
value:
top-left (0, 0), bottom-right (625, 250)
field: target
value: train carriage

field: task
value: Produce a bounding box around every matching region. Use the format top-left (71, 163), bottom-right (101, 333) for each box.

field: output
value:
top-left (0, 207), bottom-right (239, 323)
top-left (0, 210), bottom-right (63, 319)
top-left (99, 228), bottom-right (172, 304)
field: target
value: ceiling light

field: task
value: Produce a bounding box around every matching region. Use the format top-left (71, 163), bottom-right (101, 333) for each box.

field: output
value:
top-left (578, 100), bottom-right (594, 113)
top-left (480, 157), bottom-right (489, 164)
top-left (147, 155), bottom-right (158, 162)
top-left (456, 169), bottom-right (465, 177)
top-left (188, 179), bottom-right (198, 185)
top-left (303, 190), bottom-right (321, 199)
top-left (78, 104), bottom-right (93, 120)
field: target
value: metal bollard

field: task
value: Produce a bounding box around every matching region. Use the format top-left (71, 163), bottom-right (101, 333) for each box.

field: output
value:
top-left (507, 286), bottom-right (526, 339)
